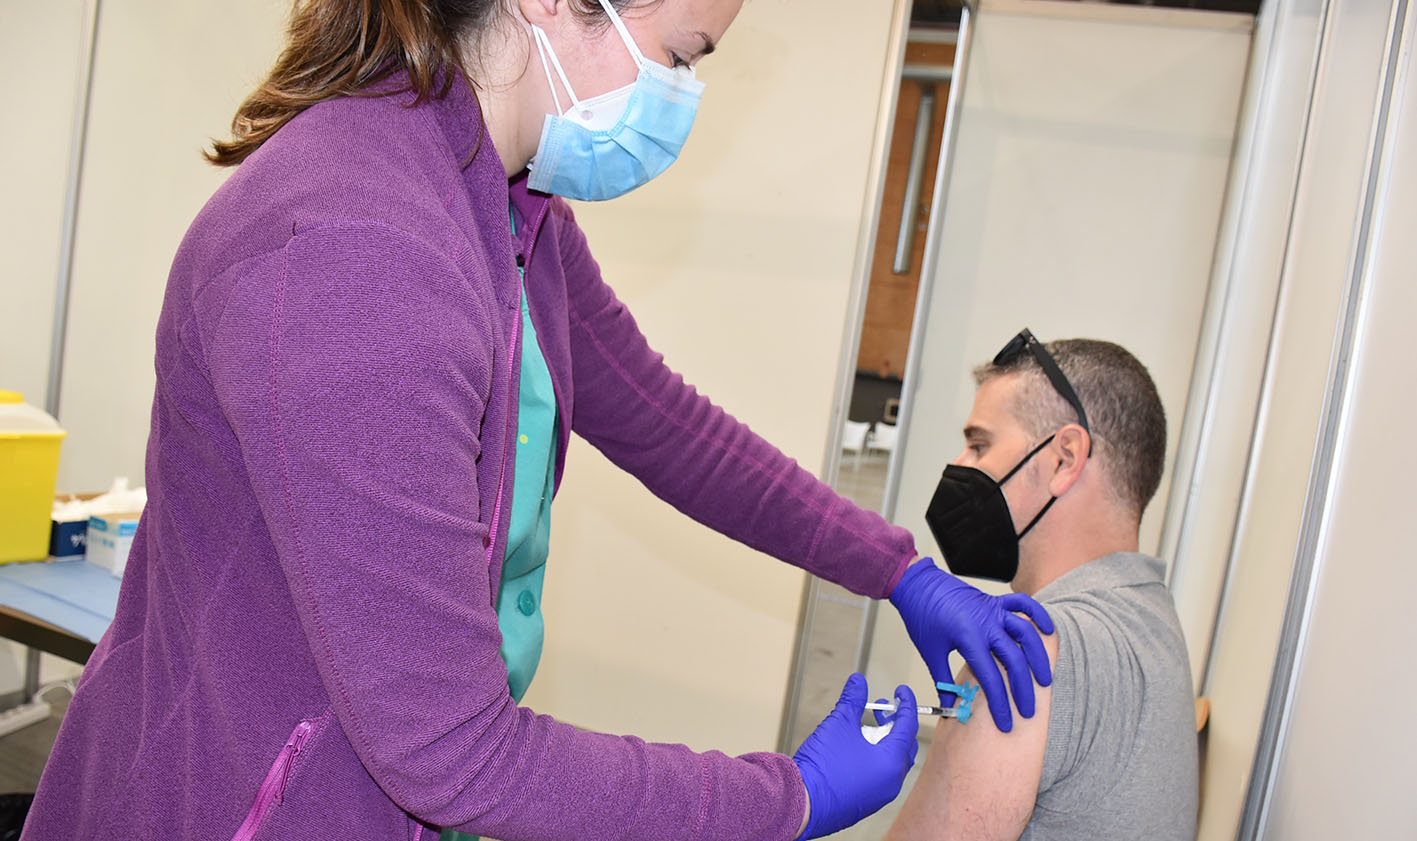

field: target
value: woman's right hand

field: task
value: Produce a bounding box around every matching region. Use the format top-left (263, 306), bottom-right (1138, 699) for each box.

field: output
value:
top-left (791, 674), bottom-right (919, 840)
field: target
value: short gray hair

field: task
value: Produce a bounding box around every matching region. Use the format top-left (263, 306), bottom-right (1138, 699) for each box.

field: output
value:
top-left (973, 339), bottom-right (1166, 518)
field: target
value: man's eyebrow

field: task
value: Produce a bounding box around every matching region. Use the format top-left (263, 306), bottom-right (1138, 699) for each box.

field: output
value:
top-left (963, 424), bottom-right (990, 441)
top-left (695, 31), bottom-right (716, 55)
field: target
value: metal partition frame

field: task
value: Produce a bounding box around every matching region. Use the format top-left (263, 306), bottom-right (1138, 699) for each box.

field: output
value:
top-left (1237, 0), bottom-right (1412, 835)
top-left (46, 0), bottom-right (102, 421)
top-left (776, 0), bottom-right (914, 754)
top-left (855, 1), bottom-right (977, 675)
top-left (1157, 0), bottom-right (1330, 693)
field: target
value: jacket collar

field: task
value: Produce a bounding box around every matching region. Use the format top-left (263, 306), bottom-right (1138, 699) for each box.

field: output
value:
top-left (422, 73), bottom-right (556, 264)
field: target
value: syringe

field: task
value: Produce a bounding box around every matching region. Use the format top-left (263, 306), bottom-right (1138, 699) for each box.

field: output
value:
top-left (863, 701), bottom-right (965, 718)
top-left (863, 681), bottom-right (979, 725)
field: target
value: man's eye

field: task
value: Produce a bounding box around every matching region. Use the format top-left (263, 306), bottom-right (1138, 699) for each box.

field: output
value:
top-left (668, 52), bottom-right (688, 69)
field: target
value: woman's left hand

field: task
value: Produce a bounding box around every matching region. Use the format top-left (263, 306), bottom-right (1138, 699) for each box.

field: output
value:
top-left (888, 557), bottom-right (1053, 732)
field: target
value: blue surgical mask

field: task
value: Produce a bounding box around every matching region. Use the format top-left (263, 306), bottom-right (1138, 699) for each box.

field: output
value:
top-left (527, 0), bottom-right (705, 201)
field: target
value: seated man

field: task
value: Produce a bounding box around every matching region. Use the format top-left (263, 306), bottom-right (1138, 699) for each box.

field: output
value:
top-left (887, 331), bottom-right (1197, 841)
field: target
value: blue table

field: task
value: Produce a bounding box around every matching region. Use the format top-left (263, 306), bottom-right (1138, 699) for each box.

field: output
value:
top-left (0, 560), bottom-right (121, 701)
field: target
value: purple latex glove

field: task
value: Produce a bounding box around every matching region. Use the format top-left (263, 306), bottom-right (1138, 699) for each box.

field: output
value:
top-left (888, 557), bottom-right (1053, 731)
top-left (792, 674), bottom-right (919, 840)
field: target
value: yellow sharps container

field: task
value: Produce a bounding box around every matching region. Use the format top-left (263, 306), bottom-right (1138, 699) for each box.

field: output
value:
top-left (0, 390), bottom-right (68, 563)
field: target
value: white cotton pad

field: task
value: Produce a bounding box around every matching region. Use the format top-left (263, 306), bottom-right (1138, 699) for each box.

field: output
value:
top-left (860, 720), bottom-right (894, 745)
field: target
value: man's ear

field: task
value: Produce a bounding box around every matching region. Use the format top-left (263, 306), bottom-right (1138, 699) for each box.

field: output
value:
top-left (1047, 424), bottom-right (1090, 498)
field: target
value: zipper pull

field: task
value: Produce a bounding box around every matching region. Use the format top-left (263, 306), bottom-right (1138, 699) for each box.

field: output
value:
top-left (276, 720), bottom-right (315, 805)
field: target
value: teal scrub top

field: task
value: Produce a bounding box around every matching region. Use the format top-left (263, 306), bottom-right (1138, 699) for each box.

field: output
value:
top-left (496, 207), bottom-right (557, 703)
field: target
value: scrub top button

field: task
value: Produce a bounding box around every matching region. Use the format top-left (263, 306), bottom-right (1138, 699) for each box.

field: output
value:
top-left (518, 589), bottom-right (537, 616)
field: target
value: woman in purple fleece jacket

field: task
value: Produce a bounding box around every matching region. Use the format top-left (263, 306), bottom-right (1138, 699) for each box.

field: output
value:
top-left (23, 1), bottom-right (1054, 839)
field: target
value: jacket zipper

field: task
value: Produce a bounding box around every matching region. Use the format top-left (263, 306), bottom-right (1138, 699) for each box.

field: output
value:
top-left (483, 255), bottom-right (523, 572)
top-left (229, 719), bottom-right (316, 841)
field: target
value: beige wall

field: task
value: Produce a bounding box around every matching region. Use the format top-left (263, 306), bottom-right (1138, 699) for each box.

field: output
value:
top-left (55, 0), bottom-right (287, 493)
top-left (0, 0), bottom-right (86, 415)
top-left (0, 0), bottom-right (90, 698)
top-left (522, 0), bottom-right (902, 754)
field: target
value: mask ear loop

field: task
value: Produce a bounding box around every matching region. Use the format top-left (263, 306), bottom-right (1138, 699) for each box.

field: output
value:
top-left (595, 0), bottom-right (648, 67)
top-left (998, 435), bottom-right (1055, 485)
top-left (531, 25), bottom-right (579, 113)
top-left (999, 434), bottom-right (1058, 540)
top-left (1017, 497), bottom-right (1056, 540)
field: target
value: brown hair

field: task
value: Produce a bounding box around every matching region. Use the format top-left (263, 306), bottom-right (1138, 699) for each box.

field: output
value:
top-left (974, 339), bottom-right (1167, 519)
top-left (207, 0), bottom-right (642, 167)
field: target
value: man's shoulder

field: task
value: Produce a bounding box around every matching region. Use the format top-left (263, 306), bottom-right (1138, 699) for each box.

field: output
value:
top-left (1037, 552), bottom-right (1166, 603)
top-left (1029, 553), bottom-right (1197, 836)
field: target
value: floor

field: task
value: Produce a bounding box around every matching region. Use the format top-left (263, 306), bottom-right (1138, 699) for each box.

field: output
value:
top-left (833, 449), bottom-right (891, 515)
top-left (0, 686), bottom-right (70, 795)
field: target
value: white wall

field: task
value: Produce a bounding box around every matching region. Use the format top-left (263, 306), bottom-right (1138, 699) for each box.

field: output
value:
top-left (862, 0), bottom-right (1254, 704)
top-left (522, 0), bottom-right (902, 754)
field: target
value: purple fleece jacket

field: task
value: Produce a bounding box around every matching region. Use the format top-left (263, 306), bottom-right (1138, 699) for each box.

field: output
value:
top-left (23, 75), bottom-right (915, 840)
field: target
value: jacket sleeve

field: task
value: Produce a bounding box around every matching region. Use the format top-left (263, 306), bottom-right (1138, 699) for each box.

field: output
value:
top-left (209, 220), bottom-right (806, 841)
top-left (554, 206), bottom-right (915, 599)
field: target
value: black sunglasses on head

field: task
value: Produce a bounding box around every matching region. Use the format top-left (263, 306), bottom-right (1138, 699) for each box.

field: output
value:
top-left (994, 328), bottom-right (1092, 452)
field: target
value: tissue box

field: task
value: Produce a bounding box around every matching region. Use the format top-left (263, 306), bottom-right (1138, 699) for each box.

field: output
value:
top-left (86, 511), bottom-right (141, 577)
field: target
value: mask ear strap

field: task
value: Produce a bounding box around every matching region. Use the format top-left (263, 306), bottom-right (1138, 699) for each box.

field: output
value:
top-left (1017, 497), bottom-right (1056, 540)
top-left (999, 434), bottom-right (1056, 485)
top-left (1001, 433), bottom-right (1059, 540)
top-left (596, 0), bottom-right (648, 66)
top-left (531, 24), bottom-right (579, 110)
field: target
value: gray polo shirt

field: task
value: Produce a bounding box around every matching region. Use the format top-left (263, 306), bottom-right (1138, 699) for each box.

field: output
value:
top-left (1019, 552), bottom-right (1198, 840)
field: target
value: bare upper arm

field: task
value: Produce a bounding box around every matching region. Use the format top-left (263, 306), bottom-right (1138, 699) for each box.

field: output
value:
top-left (884, 630), bottom-right (1060, 841)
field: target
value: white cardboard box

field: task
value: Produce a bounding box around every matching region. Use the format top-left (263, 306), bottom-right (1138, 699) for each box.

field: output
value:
top-left (86, 511), bottom-right (140, 578)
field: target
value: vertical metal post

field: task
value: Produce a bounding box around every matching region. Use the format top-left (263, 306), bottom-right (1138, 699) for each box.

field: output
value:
top-left (23, 649), bottom-right (42, 701)
top-left (892, 85), bottom-right (937, 274)
top-left (46, 0), bottom-right (103, 419)
top-left (777, 0), bottom-right (915, 755)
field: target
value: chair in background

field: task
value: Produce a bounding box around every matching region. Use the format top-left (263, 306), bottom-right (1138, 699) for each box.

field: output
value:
top-left (841, 420), bottom-right (871, 471)
top-left (867, 423), bottom-right (898, 458)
